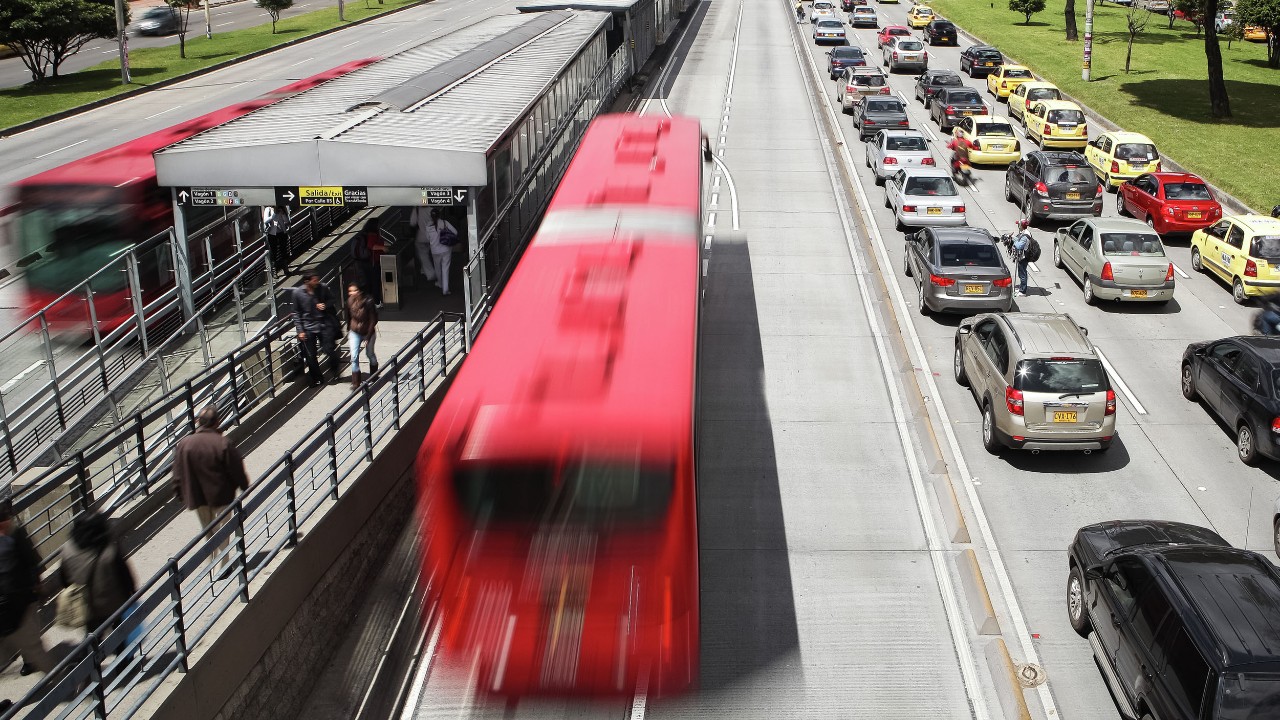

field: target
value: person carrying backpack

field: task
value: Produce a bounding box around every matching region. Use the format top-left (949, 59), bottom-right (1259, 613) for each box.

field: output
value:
top-left (351, 218), bottom-right (386, 306)
top-left (0, 498), bottom-right (53, 678)
top-left (415, 209), bottom-right (459, 297)
top-left (1009, 218), bottom-right (1039, 297)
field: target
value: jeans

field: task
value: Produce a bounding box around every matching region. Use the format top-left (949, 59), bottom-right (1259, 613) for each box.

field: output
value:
top-left (349, 331), bottom-right (378, 373)
top-left (1017, 261), bottom-right (1029, 294)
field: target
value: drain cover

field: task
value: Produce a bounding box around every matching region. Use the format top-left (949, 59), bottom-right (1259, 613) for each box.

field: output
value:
top-left (1015, 662), bottom-right (1047, 688)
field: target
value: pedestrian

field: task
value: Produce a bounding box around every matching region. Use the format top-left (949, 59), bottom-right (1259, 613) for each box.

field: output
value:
top-left (346, 283), bottom-right (379, 390)
top-left (262, 205), bottom-right (292, 276)
top-left (292, 272), bottom-right (342, 385)
top-left (351, 218), bottom-right (387, 307)
top-left (796, 0), bottom-right (805, 22)
top-left (55, 512), bottom-right (136, 637)
top-left (0, 497), bottom-right (54, 678)
top-left (422, 209), bottom-right (459, 296)
top-left (409, 206), bottom-right (438, 286)
top-left (172, 405), bottom-right (250, 566)
top-left (1011, 218), bottom-right (1033, 297)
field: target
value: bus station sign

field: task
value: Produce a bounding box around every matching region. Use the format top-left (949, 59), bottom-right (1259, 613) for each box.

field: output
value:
top-left (275, 185), bottom-right (369, 209)
top-left (176, 188), bottom-right (246, 207)
top-left (421, 187), bottom-right (469, 206)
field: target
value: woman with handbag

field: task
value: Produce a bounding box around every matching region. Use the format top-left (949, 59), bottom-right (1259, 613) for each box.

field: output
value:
top-left (56, 512), bottom-right (136, 636)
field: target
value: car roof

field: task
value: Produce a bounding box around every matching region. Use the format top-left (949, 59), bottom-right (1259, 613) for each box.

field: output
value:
top-left (1020, 80), bottom-right (1058, 90)
top-left (899, 167), bottom-right (952, 178)
top-left (832, 45), bottom-right (864, 53)
top-left (1148, 172), bottom-right (1203, 183)
top-left (1232, 336), bottom-right (1280, 361)
top-left (1032, 99), bottom-right (1082, 111)
top-left (926, 69), bottom-right (962, 77)
top-left (853, 5), bottom-right (876, 10)
top-left (879, 129), bottom-right (926, 138)
top-left (999, 313), bottom-right (1093, 355)
top-left (1105, 131), bottom-right (1155, 143)
top-left (1230, 214), bottom-right (1280, 235)
top-left (940, 86), bottom-right (981, 95)
top-left (1084, 217), bottom-right (1158, 233)
top-left (973, 116), bottom-right (1013, 125)
top-left (932, 227), bottom-right (997, 244)
top-left (818, 17), bottom-right (843, 22)
top-left (1032, 150), bottom-right (1089, 166)
top-left (1158, 547), bottom-right (1280, 670)
top-left (883, 24), bottom-right (911, 30)
top-left (1000, 64), bottom-right (1030, 71)
top-left (851, 66), bottom-right (885, 74)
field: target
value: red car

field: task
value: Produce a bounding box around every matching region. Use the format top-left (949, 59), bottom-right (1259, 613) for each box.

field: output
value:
top-left (1117, 172), bottom-right (1222, 236)
top-left (841, 0), bottom-right (867, 8)
top-left (877, 25), bottom-right (912, 48)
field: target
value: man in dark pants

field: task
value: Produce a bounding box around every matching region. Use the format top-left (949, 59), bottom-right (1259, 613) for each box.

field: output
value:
top-left (262, 205), bottom-right (292, 276)
top-left (292, 273), bottom-right (341, 385)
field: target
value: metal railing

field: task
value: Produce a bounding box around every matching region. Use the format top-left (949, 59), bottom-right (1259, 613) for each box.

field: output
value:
top-left (5, 313), bottom-right (467, 720)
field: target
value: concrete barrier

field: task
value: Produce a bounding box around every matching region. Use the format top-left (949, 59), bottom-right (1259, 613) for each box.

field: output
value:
top-left (957, 547), bottom-right (1001, 636)
top-left (984, 637), bottom-right (1034, 720)
top-left (931, 474), bottom-right (971, 544)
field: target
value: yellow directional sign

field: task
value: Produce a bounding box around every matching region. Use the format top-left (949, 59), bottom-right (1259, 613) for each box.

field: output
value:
top-left (299, 186), bottom-right (344, 205)
top-left (275, 185), bottom-right (368, 208)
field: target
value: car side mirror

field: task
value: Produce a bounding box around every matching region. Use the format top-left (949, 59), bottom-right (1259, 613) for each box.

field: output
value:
top-left (1079, 326), bottom-right (1089, 337)
top-left (1084, 564), bottom-right (1104, 581)
top-left (957, 325), bottom-right (972, 335)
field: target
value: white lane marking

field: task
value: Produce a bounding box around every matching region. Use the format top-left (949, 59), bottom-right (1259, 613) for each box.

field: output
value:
top-left (215, 21), bottom-right (233, 27)
top-left (1173, 262), bottom-right (1189, 279)
top-left (380, 27), bottom-right (396, 33)
top-left (0, 361), bottom-right (43, 393)
top-left (397, 605), bottom-right (442, 720)
top-left (706, 212), bottom-right (716, 229)
top-left (789, 10), bottom-right (992, 720)
top-left (34, 139), bottom-right (89, 159)
top-left (704, 234), bottom-right (713, 250)
top-left (792, 14), bottom-right (1059, 720)
top-left (144, 106), bottom-right (182, 120)
top-left (713, 176), bottom-right (721, 190)
top-left (1096, 348), bottom-right (1147, 415)
top-left (641, 0), bottom-right (704, 117)
top-left (342, 40), bottom-right (360, 48)
top-left (283, 56), bottom-right (314, 68)
top-left (710, 192), bottom-right (720, 206)
top-left (701, 258), bottom-right (709, 277)
top-left (711, 156), bottom-right (740, 230)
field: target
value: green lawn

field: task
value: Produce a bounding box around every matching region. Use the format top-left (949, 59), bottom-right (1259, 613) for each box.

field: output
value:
top-left (0, 0), bottom-right (421, 130)
top-left (927, 0), bottom-right (1280, 213)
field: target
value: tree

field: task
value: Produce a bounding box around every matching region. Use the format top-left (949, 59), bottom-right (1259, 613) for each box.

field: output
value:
top-left (165, 0), bottom-right (198, 59)
top-left (1066, 0), bottom-right (1079, 39)
top-left (0, 0), bottom-right (119, 83)
top-left (1204, 0), bottom-right (1233, 117)
top-left (1124, 5), bottom-right (1153, 71)
top-left (1235, 0), bottom-right (1280, 66)
top-left (1174, 0), bottom-right (1206, 35)
top-left (1010, 0), bottom-right (1046, 24)
top-left (258, 0), bottom-right (293, 33)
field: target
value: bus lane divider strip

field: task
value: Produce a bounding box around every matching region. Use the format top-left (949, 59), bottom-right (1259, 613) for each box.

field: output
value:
top-left (785, 4), bottom-right (1061, 720)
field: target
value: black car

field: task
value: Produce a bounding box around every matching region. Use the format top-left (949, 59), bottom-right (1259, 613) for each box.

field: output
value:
top-left (1067, 520), bottom-right (1280, 720)
top-left (959, 45), bottom-right (1004, 78)
top-left (827, 46), bottom-right (868, 79)
top-left (1182, 336), bottom-right (1280, 464)
top-left (913, 68), bottom-right (963, 108)
top-left (851, 96), bottom-right (909, 140)
top-left (1004, 150), bottom-right (1104, 223)
top-left (924, 19), bottom-right (958, 45)
top-left (135, 5), bottom-right (180, 35)
top-left (929, 86), bottom-right (986, 130)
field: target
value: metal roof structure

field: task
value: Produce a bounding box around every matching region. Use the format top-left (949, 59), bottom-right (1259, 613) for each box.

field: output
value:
top-left (515, 0), bottom-right (647, 11)
top-left (154, 10), bottom-right (610, 189)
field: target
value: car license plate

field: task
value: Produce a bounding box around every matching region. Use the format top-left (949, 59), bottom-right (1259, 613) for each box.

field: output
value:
top-left (983, 62), bottom-right (994, 66)
top-left (927, 207), bottom-right (942, 215)
top-left (962, 111), bottom-right (973, 116)
top-left (1187, 211), bottom-right (1203, 219)
top-left (1066, 192), bottom-right (1081, 200)
top-left (1130, 289), bottom-right (1148, 298)
top-left (964, 284), bottom-right (984, 294)
top-left (1053, 411), bottom-right (1078, 423)
top-left (989, 144), bottom-right (1006, 150)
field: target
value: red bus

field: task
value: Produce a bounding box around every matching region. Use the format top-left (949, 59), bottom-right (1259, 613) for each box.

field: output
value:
top-left (416, 114), bottom-right (703, 700)
top-left (5, 58), bottom-right (378, 333)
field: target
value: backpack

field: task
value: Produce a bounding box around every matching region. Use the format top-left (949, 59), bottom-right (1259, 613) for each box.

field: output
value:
top-left (1023, 236), bottom-right (1042, 263)
top-left (438, 224), bottom-right (460, 248)
top-left (351, 234), bottom-right (372, 261)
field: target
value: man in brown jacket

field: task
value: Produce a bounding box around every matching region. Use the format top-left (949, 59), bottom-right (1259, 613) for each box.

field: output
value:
top-left (172, 406), bottom-right (249, 563)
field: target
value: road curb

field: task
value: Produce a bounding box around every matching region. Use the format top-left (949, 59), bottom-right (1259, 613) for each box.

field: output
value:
top-left (939, 15), bottom-right (1257, 216)
top-left (0, 0), bottom-right (431, 139)
top-left (984, 637), bottom-right (1036, 720)
top-left (957, 547), bottom-right (1001, 635)
top-left (930, 473), bottom-right (971, 543)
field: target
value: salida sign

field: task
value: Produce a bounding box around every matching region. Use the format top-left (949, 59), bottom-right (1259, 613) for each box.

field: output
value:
top-left (275, 186), bottom-right (369, 209)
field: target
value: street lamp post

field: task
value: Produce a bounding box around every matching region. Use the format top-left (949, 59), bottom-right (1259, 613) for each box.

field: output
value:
top-left (1083, 0), bottom-right (1095, 80)
top-left (204, 0), bottom-right (213, 39)
top-left (114, 0), bottom-right (131, 84)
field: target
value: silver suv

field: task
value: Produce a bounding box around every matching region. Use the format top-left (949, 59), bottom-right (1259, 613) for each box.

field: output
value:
top-left (954, 312), bottom-right (1116, 454)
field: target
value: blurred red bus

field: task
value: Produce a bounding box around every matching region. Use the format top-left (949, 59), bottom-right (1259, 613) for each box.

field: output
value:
top-left (6, 58), bottom-right (377, 333)
top-left (417, 114), bottom-right (703, 700)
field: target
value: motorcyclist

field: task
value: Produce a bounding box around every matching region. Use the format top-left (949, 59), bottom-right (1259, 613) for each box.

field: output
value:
top-left (947, 135), bottom-right (972, 185)
top-left (1256, 292), bottom-right (1280, 335)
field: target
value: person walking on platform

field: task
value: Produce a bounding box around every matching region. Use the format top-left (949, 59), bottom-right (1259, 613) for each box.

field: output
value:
top-left (262, 205), bottom-right (292, 277)
top-left (421, 209), bottom-right (459, 296)
top-left (409, 206), bottom-right (438, 286)
top-left (293, 272), bottom-right (342, 385)
top-left (56, 512), bottom-right (136, 637)
top-left (173, 405), bottom-right (250, 566)
top-left (0, 497), bottom-right (54, 678)
top-left (351, 218), bottom-right (387, 307)
top-left (346, 283), bottom-right (379, 390)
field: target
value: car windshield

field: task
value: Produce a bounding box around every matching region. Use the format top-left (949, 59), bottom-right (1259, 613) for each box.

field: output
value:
top-left (833, 47), bottom-right (864, 57)
top-left (867, 99), bottom-right (904, 112)
top-left (1115, 143), bottom-right (1158, 161)
top-left (897, 41), bottom-right (924, 50)
top-left (1163, 182), bottom-right (1212, 200)
top-left (904, 176), bottom-right (958, 196)
top-left (1028, 88), bottom-right (1061, 101)
top-left (939, 242), bottom-right (1001, 267)
top-left (453, 460), bottom-right (673, 528)
top-left (855, 7), bottom-right (875, 12)
top-left (814, 2), bottom-right (833, 8)
top-left (889, 27), bottom-right (911, 35)
top-left (977, 50), bottom-right (1003, 60)
top-left (932, 75), bottom-right (963, 86)
top-left (947, 91), bottom-right (982, 104)
top-left (1047, 109), bottom-right (1085, 124)
top-left (142, 7), bottom-right (171, 17)
top-left (1251, 236), bottom-right (1280, 260)
top-left (916, 8), bottom-right (934, 14)
top-left (1014, 359), bottom-right (1108, 394)
top-left (1046, 166), bottom-right (1098, 184)
top-left (1004, 68), bottom-right (1033, 78)
top-left (1216, 672), bottom-right (1280, 720)
top-left (1101, 232), bottom-right (1165, 256)
top-left (819, 20), bottom-right (843, 27)
top-left (934, 22), bottom-right (955, 29)
top-left (854, 74), bottom-right (887, 86)
top-left (886, 136), bottom-right (928, 151)
top-left (976, 123), bottom-right (1014, 137)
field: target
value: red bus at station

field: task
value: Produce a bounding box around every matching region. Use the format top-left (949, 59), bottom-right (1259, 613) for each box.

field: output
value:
top-left (5, 58), bottom-right (377, 332)
top-left (417, 114), bottom-right (703, 700)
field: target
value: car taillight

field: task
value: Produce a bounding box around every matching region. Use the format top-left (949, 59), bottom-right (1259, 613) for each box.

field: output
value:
top-left (893, 51), bottom-right (899, 59)
top-left (1101, 262), bottom-right (1114, 281)
top-left (847, 85), bottom-right (856, 92)
top-left (977, 107), bottom-right (988, 115)
top-left (1005, 387), bottom-right (1024, 415)
top-left (1001, 81), bottom-right (1008, 88)
top-left (1110, 160), bottom-right (1120, 173)
top-left (1034, 181), bottom-right (1048, 196)
top-left (1272, 417), bottom-right (1280, 434)
top-left (930, 273), bottom-right (956, 287)
top-left (922, 157), bottom-right (935, 165)
top-left (903, 205), bottom-right (917, 212)
top-left (1096, 183), bottom-right (1105, 196)
top-left (955, 205), bottom-right (965, 213)
top-left (993, 277), bottom-right (1013, 287)
top-left (898, 120), bottom-right (910, 126)
top-left (1246, 259), bottom-right (1258, 277)
top-left (884, 156), bottom-right (898, 165)
top-left (1044, 125), bottom-right (1053, 135)
top-left (880, 86), bottom-right (891, 94)
top-left (866, 119), bottom-right (876, 124)
top-left (1154, 161), bottom-right (1162, 171)
top-left (1105, 389), bottom-right (1116, 416)
top-left (1165, 263), bottom-right (1175, 281)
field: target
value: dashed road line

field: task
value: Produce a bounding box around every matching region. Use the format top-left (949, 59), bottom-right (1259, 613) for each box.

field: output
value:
top-left (1096, 347), bottom-right (1148, 415)
top-left (34, 139), bottom-right (89, 159)
top-left (1172, 262), bottom-right (1189, 279)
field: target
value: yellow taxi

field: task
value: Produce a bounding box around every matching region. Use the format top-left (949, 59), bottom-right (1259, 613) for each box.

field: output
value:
top-left (906, 5), bottom-right (935, 27)
top-left (985, 64), bottom-right (1034, 100)
top-left (1244, 25), bottom-right (1267, 40)
top-left (953, 115), bottom-right (1021, 165)
top-left (1006, 80), bottom-right (1060, 123)
top-left (1190, 215), bottom-right (1280, 304)
top-left (1083, 130), bottom-right (1161, 189)
top-left (1023, 99), bottom-right (1088, 149)
top-left (0, 44), bottom-right (16, 59)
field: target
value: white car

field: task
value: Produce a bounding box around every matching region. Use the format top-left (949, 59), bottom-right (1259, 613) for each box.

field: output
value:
top-left (885, 167), bottom-right (967, 230)
top-left (811, 0), bottom-right (837, 21)
top-left (1215, 10), bottom-right (1235, 30)
top-left (814, 18), bottom-right (847, 43)
top-left (866, 130), bottom-right (936, 185)
top-left (850, 6), bottom-right (879, 26)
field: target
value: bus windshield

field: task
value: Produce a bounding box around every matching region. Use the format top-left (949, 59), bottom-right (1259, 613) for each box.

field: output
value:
top-left (17, 205), bottom-right (132, 294)
top-left (454, 460), bottom-right (673, 529)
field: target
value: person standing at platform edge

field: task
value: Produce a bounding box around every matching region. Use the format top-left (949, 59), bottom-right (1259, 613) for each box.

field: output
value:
top-left (293, 272), bottom-right (342, 385)
top-left (411, 207), bottom-right (459, 296)
top-left (351, 218), bottom-right (386, 306)
top-left (0, 496), bottom-right (54, 678)
top-left (173, 406), bottom-right (250, 564)
top-left (262, 205), bottom-right (292, 276)
top-left (347, 282), bottom-right (379, 390)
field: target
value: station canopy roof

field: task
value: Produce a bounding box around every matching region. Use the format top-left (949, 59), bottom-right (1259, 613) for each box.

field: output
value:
top-left (516, 0), bottom-right (650, 12)
top-left (154, 10), bottom-right (609, 189)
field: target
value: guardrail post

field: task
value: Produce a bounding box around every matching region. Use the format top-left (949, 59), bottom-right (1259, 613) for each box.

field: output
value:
top-left (390, 357), bottom-right (402, 432)
top-left (0, 398), bottom-right (18, 477)
top-left (126, 252), bottom-right (151, 355)
top-left (194, 316), bottom-right (214, 368)
top-left (233, 499), bottom-right (250, 603)
top-left (229, 357), bottom-right (242, 420)
top-left (84, 287), bottom-right (112, 398)
top-left (167, 560), bottom-right (191, 673)
top-left (74, 451), bottom-right (95, 508)
top-left (38, 313), bottom-right (69, 432)
top-left (326, 414), bottom-right (340, 500)
top-left (285, 452), bottom-right (299, 548)
top-left (362, 385), bottom-right (374, 463)
top-left (135, 413), bottom-right (150, 492)
top-left (86, 632), bottom-right (108, 720)
top-left (232, 280), bottom-right (247, 345)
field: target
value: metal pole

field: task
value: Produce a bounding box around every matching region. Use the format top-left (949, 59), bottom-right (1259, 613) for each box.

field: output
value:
top-left (203, 0), bottom-right (213, 39)
top-left (114, 0), bottom-right (131, 85)
top-left (462, 193), bottom-right (479, 351)
top-left (170, 192), bottom-right (197, 323)
top-left (1083, 0), bottom-right (1095, 81)
top-left (338, 0), bottom-right (346, 21)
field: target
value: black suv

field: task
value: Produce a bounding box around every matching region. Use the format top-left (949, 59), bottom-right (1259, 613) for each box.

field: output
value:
top-left (1004, 150), bottom-right (1103, 223)
top-left (930, 86), bottom-right (987, 131)
top-left (913, 68), bottom-right (963, 108)
top-left (959, 45), bottom-right (1004, 78)
top-left (924, 19), bottom-right (958, 45)
top-left (827, 46), bottom-right (868, 79)
top-left (1067, 520), bottom-right (1280, 720)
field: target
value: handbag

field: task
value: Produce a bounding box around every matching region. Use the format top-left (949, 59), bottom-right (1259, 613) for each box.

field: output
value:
top-left (55, 551), bottom-right (99, 629)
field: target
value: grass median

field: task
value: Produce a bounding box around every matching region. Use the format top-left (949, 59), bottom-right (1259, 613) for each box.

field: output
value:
top-left (926, 0), bottom-right (1279, 213)
top-left (0, 0), bottom-right (420, 130)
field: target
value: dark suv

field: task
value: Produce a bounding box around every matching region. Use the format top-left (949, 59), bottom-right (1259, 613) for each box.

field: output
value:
top-left (1004, 151), bottom-right (1104, 223)
top-left (1067, 520), bottom-right (1280, 720)
top-left (930, 86), bottom-right (987, 131)
top-left (959, 45), bottom-right (1004, 78)
top-left (913, 68), bottom-right (964, 108)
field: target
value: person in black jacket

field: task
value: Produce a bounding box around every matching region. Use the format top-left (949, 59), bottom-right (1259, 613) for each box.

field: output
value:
top-left (292, 273), bottom-right (341, 386)
top-left (0, 499), bottom-right (52, 675)
top-left (57, 513), bottom-right (137, 636)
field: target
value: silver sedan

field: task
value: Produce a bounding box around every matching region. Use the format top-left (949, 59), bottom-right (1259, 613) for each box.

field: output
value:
top-left (866, 129), bottom-right (936, 185)
top-left (885, 167), bottom-right (967, 230)
top-left (905, 226), bottom-right (1013, 314)
top-left (1052, 216), bottom-right (1176, 305)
